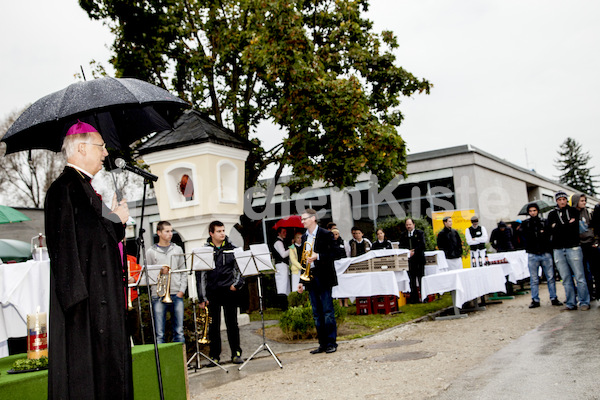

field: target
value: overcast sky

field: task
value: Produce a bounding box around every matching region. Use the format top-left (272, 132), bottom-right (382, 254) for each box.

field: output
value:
top-left (1, 0), bottom-right (599, 185)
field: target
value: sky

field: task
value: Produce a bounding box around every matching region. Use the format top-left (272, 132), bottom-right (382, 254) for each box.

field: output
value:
top-left (1, 0), bottom-right (599, 185)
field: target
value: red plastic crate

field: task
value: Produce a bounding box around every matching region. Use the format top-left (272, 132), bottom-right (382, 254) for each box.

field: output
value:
top-left (371, 295), bottom-right (398, 315)
top-left (356, 297), bottom-right (372, 315)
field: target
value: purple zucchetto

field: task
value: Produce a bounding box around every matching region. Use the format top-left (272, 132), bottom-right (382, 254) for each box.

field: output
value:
top-left (66, 120), bottom-right (98, 136)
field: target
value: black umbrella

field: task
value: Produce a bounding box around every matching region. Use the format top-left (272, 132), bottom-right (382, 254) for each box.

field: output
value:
top-left (1, 77), bottom-right (189, 154)
top-left (517, 199), bottom-right (554, 215)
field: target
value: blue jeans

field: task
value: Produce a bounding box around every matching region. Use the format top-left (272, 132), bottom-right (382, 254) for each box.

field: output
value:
top-left (527, 253), bottom-right (557, 302)
top-left (553, 247), bottom-right (590, 308)
top-left (307, 276), bottom-right (337, 349)
top-left (152, 296), bottom-right (185, 343)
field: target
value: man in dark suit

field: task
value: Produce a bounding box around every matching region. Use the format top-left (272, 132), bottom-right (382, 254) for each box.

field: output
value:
top-left (297, 208), bottom-right (338, 354)
top-left (399, 218), bottom-right (426, 303)
top-left (45, 121), bottom-right (132, 399)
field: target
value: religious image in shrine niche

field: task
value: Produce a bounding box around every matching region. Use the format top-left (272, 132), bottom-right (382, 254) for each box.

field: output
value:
top-left (178, 174), bottom-right (194, 201)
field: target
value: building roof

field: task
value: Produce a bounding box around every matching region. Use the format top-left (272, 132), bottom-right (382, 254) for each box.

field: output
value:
top-left (137, 109), bottom-right (253, 155)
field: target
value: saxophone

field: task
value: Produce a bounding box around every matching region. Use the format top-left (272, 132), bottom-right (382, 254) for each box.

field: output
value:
top-left (196, 307), bottom-right (211, 344)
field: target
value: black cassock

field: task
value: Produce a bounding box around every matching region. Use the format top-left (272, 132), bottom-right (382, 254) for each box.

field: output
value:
top-left (45, 167), bottom-right (133, 400)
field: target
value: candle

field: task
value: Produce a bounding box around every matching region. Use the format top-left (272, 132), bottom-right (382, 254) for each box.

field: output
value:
top-left (27, 310), bottom-right (48, 359)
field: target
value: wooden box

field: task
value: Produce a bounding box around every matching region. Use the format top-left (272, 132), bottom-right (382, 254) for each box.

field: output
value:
top-left (425, 254), bottom-right (438, 265)
top-left (344, 260), bottom-right (371, 274)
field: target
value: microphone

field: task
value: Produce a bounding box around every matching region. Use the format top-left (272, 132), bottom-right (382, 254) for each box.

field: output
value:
top-left (115, 158), bottom-right (159, 182)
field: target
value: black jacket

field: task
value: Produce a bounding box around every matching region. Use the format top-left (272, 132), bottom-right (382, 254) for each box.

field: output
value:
top-left (490, 227), bottom-right (515, 252)
top-left (399, 229), bottom-right (426, 266)
top-left (548, 205), bottom-right (581, 249)
top-left (521, 216), bottom-right (552, 254)
top-left (301, 227), bottom-right (338, 288)
top-left (437, 227), bottom-right (463, 259)
top-left (196, 236), bottom-right (244, 302)
top-left (372, 239), bottom-right (393, 250)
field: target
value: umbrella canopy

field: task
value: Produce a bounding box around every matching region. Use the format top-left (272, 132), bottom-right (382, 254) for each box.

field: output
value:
top-left (2, 77), bottom-right (189, 154)
top-left (517, 200), bottom-right (554, 216)
top-left (0, 239), bottom-right (32, 261)
top-left (273, 215), bottom-right (304, 230)
top-left (0, 205), bottom-right (31, 224)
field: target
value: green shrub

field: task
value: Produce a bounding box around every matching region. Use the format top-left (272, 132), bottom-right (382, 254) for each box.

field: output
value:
top-left (279, 298), bottom-right (347, 340)
top-left (279, 305), bottom-right (316, 340)
top-left (288, 290), bottom-right (309, 307)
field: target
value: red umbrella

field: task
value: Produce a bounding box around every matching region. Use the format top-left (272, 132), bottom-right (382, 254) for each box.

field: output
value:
top-left (272, 215), bottom-right (304, 230)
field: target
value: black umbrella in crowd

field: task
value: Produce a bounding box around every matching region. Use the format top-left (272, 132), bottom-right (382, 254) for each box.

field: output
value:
top-left (517, 199), bottom-right (554, 215)
top-left (1, 77), bottom-right (190, 154)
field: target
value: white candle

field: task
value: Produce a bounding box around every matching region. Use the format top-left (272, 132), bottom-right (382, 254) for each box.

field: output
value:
top-left (27, 310), bottom-right (48, 359)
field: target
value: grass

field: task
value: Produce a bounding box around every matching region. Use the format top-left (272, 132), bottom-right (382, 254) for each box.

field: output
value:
top-left (339, 294), bottom-right (453, 340)
top-left (248, 308), bottom-right (286, 322)
top-left (247, 293), bottom-right (453, 342)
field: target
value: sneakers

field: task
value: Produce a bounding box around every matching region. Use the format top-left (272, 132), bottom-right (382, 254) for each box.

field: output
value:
top-left (231, 351), bottom-right (244, 364)
top-left (205, 357), bottom-right (220, 367)
top-left (580, 304), bottom-right (590, 311)
top-left (551, 299), bottom-right (563, 306)
top-left (310, 347), bottom-right (325, 354)
top-left (562, 306), bottom-right (577, 311)
top-left (528, 301), bottom-right (540, 309)
top-left (325, 346), bottom-right (337, 354)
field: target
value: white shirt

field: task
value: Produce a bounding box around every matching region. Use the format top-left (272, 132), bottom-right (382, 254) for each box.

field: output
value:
top-left (273, 236), bottom-right (290, 264)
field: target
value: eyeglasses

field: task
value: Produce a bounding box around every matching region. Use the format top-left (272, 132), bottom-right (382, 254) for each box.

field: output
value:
top-left (301, 216), bottom-right (314, 221)
top-left (87, 142), bottom-right (106, 149)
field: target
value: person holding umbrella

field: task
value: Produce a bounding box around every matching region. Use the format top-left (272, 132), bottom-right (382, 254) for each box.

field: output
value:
top-left (45, 121), bottom-right (133, 399)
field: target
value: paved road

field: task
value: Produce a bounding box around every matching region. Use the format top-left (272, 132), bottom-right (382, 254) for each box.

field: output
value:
top-left (434, 302), bottom-right (600, 400)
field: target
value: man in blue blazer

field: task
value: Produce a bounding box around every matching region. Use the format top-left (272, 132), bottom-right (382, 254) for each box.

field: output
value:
top-left (297, 208), bottom-right (338, 354)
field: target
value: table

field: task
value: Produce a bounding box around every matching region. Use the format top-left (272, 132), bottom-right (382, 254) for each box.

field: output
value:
top-left (0, 261), bottom-right (50, 358)
top-left (488, 250), bottom-right (529, 283)
top-left (333, 249), bottom-right (411, 298)
top-left (420, 265), bottom-right (507, 307)
top-left (424, 250), bottom-right (449, 275)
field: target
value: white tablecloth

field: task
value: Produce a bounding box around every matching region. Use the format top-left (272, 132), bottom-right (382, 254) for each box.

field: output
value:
top-left (488, 250), bottom-right (529, 283)
top-left (333, 249), bottom-right (411, 298)
top-left (0, 260), bottom-right (50, 358)
top-left (333, 270), bottom-right (410, 298)
top-left (420, 265), bottom-right (507, 307)
top-left (424, 250), bottom-right (449, 275)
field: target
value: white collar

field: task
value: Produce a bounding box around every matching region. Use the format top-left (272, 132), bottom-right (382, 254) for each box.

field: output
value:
top-left (67, 163), bottom-right (94, 179)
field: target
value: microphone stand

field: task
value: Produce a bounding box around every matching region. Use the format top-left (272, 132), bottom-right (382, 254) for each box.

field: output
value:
top-left (137, 178), bottom-right (165, 400)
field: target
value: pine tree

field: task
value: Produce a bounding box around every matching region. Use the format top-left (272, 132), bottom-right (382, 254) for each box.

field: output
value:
top-left (554, 138), bottom-right (598, 196)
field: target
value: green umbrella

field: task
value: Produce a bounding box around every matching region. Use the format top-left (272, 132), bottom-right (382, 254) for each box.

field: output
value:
top-left (0, 239), bottom-right (32, 261)
top-left (0, 205), bottom-right (31, 224)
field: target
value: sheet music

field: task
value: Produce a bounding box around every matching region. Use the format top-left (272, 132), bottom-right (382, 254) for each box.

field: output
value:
top-left (249, 244), bottom-right (275, 272)
top-left (136, 264), bottom-right (167, 286)
top-left (191, 247), bottom-right (216, 271)
top-left (234, 248), bottom-right (259, 276)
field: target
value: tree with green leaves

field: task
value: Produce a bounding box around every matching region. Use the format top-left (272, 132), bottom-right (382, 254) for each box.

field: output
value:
top-left (555, 137), bottom-right (597, 196)
top-left (79, 0), bottom-right (431, 191)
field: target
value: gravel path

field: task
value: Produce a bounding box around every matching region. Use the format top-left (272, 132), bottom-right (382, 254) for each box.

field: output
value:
top-left (189, 284), bottom-right (565, 400)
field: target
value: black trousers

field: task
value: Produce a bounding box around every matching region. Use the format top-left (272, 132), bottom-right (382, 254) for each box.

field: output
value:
top-left (582, 244), bottom-right (600, 299)
top-left (408, 260), bottom-right (425, 303)
top-left (207, 288), bottom-right (242, 360)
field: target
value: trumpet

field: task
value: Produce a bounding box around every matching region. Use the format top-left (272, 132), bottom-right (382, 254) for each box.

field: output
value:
top-left (156, 265), bottom-right (173, 303)
top-left (196, 307), bottom-right (211, 345)
top-left (300, 242), bottom-right (313, 281)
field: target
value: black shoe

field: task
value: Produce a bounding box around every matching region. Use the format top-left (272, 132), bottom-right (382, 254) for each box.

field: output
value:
top-left (528, 301), bottom-right (540, 309)
top-left (310, 347), bottom-right (325, 354)
top-left (562, 306), bottom-right (577, 311)
top-left (551, 299), bottom-right (563, 306)
top-left (325, 346), bottom-right (337, 354)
